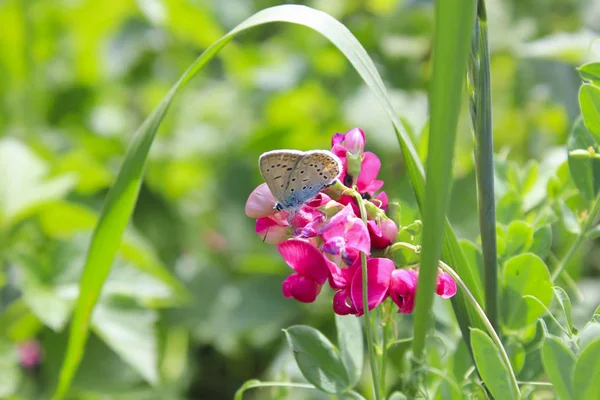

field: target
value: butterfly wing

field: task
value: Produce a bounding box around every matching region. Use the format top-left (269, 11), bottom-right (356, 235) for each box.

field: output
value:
top-left (283, 150), bottom-right (342, 208)
top-left (259, 150), bottom-right (303, 205)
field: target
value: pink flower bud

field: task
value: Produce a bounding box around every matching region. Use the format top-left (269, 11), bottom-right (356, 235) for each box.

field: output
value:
top-left (436, 271), bottom-right (457, 299)
top-left (389, 269), bottom-right (418, 314)
top-left (368, 218), bottom-right (399, 249)
top-left (18, 340), bottom-right (43, 369)
top-left (344, 128), bottom-right (366, 155)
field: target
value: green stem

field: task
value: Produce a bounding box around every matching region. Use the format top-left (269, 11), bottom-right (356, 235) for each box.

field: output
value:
top-left (470, 0), bottom-right (498, 330)
top-left (438, 261), bottom-right (520, 397)
top-left (380, 307), bottom-right (391, 396)
top-left (551, 192), bottom-right (600, 281)
top-left (353, 191), bottom-right (382, 400)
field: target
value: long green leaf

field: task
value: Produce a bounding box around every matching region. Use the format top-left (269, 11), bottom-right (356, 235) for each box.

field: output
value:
top-left (469, 0), bottom-right (499, 329)
top-left (54, 5), bottom-right (488, 397)
top-left (412, 0), bottom-right (477, 365)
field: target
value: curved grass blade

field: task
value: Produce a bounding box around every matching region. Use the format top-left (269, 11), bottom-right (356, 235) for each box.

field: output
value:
top-left (412, 0), bottom-right (477, 366)
top-left (54, 5), bottom-right (488, 398)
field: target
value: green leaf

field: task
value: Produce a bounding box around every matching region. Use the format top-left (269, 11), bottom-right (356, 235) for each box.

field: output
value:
top-left (388, 392), bottom-right (408, 400)
top-left (553, 287), bottom-right (573, 334)
top-left (530, 225), bottom-right (553, 259)
top-left (55, 6), bottom-right (488, 396)
top-left (0, 339), bottom-right (20, 398)
top-left (284, 325), bottom-right (349, 394)
top-left (586, 225), bottom-right (600, 239)
top-left (502, 253), bottom-right (554, 330)
top-left (579, 322), bottom-right (600, 350)
top-left (91, 301), bottom-right (159, 384)
top-left (335, 314), bottom-right (363, 387)
top-left (541, 335), bottom-right (575, 400)
top-left (412, 0), bottom-right (477, 362)
top-left (580, 84), bottom-right (600, 141)
top-left (573, 338), bottom-right (600, 400)
top-left (567, 118), bottom-right (600, 200)
top-left (578, 62), bottom-right (600, 85)
top-left (560, 201), bottom-right (581, 235)
top-left (0, 138), bottom-right (76, 230)
top-left (470, 328), bottom-right (519, 400)
top-left (505, 340), bottom-right (525, 375)
top-left (505, 220), bottom-right (534, 257)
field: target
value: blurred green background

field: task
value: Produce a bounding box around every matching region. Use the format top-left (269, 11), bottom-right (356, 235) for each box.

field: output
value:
top-left (0, 0), bottom-right (599, 399)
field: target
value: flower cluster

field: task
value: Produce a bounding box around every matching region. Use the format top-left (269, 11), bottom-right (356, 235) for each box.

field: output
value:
top-left (245, 128), bottom-right (456, 315)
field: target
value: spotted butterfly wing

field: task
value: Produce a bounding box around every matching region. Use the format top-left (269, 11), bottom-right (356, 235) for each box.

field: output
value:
top-left (259, 150), bottom-right (341, 211)
top-left (259, 150), bottom-right (304, 208)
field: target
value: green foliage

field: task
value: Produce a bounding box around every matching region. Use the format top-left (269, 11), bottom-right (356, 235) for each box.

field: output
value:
top-left (501, 253), bottom-right (553, 330)
top-left (541, 335), bottom-right (576, 400)
top-left (470, 328), bottom-right (519, 400)
top-left (1, 0), bottom-right (600, 399)
top-left (284, 325), bottom-right (350, 394)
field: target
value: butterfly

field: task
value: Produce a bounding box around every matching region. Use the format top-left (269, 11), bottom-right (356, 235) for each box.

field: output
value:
top-left (259, 149), bottom-right (342, 212)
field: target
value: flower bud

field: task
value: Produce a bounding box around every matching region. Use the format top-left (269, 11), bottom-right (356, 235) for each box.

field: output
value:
top-left (344, 128), bottom-right (366, 155)
top-left (368, 217), bottom-right (399, 249)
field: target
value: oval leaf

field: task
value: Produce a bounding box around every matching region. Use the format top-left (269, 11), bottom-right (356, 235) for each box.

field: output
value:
top-left (501, 253), bottom-right (553, 330)
top-left (470, 328), bottom-right (519, 400)
top-left (541, 335), bottom-right (575, 400)
top-left (579, 62), bottom-right (600, 85)
top-left (567, 118), bottom-right (600, 200)
top-left (530, 225), bottom-right (552, 259)
top-left (573, 338), bottom-right (600, 400)
top-left (580, 84), bottom-right (600, 141)
top-left (284, 325), bottom-right (349, 393)
top-left (335, 314), bottom-right (363, 387)
top-left (505, 220), bottom-right (534, 257)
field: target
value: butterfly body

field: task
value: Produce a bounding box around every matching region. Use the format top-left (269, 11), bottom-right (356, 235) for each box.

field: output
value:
top-left (259, 149), bottom-right (342, 212)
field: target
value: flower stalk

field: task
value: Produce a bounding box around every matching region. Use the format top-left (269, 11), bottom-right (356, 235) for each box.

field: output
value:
top-left (353, 190), bottom-right (382, 400)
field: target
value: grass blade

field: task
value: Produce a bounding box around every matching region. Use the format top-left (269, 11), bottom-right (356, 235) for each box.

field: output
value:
top-left (469, 0), bottom-right (498, 329)
top-left (411, 0), bottom-right (477, 367)
top-left (54, 5), bottom-right (489, 397)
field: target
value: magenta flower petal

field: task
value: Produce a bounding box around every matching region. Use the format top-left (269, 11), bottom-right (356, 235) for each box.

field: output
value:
top-left (245, 183), bottom-right (277, 218)
top-left (368, 219), bottom-right (398, 249)
top-left (256, 217), bottom-right (289, 244)
top-left (389, 269), bottom-right (418, 314)
top-left (326, 258), bottom-right (346, 290)
top-left (277, 239), bottom-right (329, 285)
top-left (282, 273), bottom-right (322, 303)
top-left (333, 289), bottom-right (356, 315)
top-left (436, 272), bottom-right (457, 299)
top-left (323, 236), bottom-right (345, 256)
top-left (350, 258), bottom-right (395, 316)
top-left (331, 132), bottom-right (345, 147)
top-left (346, 219), bottom-right (371, 254)
top-left (374, 191), bottom-right (389, 210)
top-left (357, 152), bottom-right (381, 190)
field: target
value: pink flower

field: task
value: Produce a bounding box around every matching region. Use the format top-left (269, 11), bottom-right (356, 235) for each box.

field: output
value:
top-left (18, 340), bottom-right (43, 369)
top-left (245, 183), bottom-right (277, 218)
top-left (389, 269), bottom-right (458, 314)
top-left (367, 218), bottom-right (398, 249)
top-left (320, 204), bottom-right (370, 265)
top-left (278, 239), bottom-right (330, 303)
top-left (333, 145), bottom-right (384, 197)
top-left (436, 271), bottom-right (457, 298)
top-left (332, 128), bottom-right (365, 155)
top-left (328, 257), bottom-right (395, 316)
top-left (389, 269), bottom-right (418, 314)
top-left (256, 214), bottom-right (290, 244)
